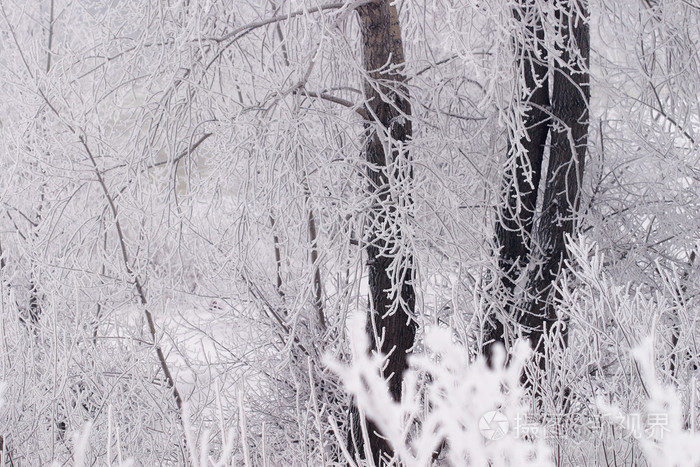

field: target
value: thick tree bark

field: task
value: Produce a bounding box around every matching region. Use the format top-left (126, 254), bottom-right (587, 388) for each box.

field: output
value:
top-left (489, 0), bottom-right (550, 356)
top-left (523, 1), bottom-right (589, 350)
top-left (352, 1), bottom-right (416, 464)
top-left (490, 0), bottom-right (589, 363)
top-left (519, 0), bottom-right (590, 350)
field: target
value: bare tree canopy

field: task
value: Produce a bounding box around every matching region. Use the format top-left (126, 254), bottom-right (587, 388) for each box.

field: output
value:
top-left (0, 0), bottom-right (698, 465)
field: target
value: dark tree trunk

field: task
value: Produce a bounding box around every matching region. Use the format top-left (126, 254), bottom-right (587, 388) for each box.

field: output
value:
top-left (523, 0), bottom-right (590, 351)
top-left (489, 0), bottom-right (589, 365)
top-left (488, 0), bottom-right (550, 357)
top-left (351, 1), bottom-right (416, 464)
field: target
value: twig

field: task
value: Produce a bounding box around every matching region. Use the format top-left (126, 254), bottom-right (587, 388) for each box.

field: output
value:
top-left (269, 215), bottom-right (285, 299)
top-left (303, 179), bottom-right (326, 331)
top-left (209, 0), bottom-right (376, 43)
top-left (299, 90), bottom-right (369, 120)
top-left (79, 135), bottom-right (183, 411)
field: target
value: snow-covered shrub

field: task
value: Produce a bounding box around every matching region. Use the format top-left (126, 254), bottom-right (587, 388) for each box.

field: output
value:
top-left (525, 236), bottom-right (700, 467)
top-left (598, 337), bottom-right (700, 467)
top-left (327, 318), bottom-right (552, 466)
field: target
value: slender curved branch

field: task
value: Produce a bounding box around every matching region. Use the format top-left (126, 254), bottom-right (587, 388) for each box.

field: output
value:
top-left (80, 135), bottom-right (183, 411)
top-left (300, 89), bottom-right (369, 120)
top-left (209, 0), bottom-right (377, 43)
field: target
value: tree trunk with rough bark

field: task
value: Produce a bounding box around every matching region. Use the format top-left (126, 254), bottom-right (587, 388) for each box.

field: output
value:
top-left (489, 0), bottom-right (551, 358)
top-left (351, 1), bottom-right (416, 464)
top-left (490, 0), bottom-right (589, 365)
top-left (523, 0), bottom-right (589, 351)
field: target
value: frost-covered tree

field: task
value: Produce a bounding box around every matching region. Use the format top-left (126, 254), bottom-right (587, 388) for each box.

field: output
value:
top-left (350, 1), bottom-right (417, 463)
top-left (488, 0), bottom-right (590, 367)
top-left (0, 0), bottom-right (698, 466)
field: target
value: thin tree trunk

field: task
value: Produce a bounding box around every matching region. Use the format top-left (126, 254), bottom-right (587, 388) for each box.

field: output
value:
top-left (353, 1), bottom-right (416, 464)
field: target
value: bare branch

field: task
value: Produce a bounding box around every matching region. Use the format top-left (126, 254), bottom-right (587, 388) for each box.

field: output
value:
top-left (209, 0), bottom-right (377, 43)
top-left (299, 89), bottom-right (369, 120)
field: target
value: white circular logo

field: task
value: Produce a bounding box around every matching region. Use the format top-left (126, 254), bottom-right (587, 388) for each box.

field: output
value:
top-left (479, 410), bottom-right (509, 440)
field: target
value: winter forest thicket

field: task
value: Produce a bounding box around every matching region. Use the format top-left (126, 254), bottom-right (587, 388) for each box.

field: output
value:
top-left (0, 0), bottom-right (698, 465)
